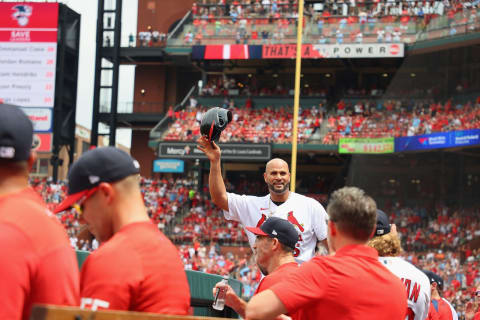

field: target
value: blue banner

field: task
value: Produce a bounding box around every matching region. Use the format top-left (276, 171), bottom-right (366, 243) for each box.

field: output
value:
top-left (153, 159), bottom-right (184, 173)
top-left (394, 129), bottom-right (480, 152)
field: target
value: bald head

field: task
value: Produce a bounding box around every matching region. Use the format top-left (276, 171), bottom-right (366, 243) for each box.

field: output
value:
top-left (264, 158), bottom-right (290, 197)
top-left (265, 158), bottom-right (290, 174)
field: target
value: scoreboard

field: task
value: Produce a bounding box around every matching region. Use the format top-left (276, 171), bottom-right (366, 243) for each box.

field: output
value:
top-left (0, 2), bottom-right (59, 137)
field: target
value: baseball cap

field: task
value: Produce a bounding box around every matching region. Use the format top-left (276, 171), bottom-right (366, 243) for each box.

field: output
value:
top-left (0, 104), bottom-right (33, 161)
top-left (374, 209), bottom-right (391, 236)
top-left (54, 147), bottom-right (140, 213)
top-left (246, 217), bottom-right (299, 250)
top-left (423, 270), bottom-right (444, 291)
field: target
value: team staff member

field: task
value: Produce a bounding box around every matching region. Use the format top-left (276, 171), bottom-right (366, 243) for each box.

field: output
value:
top-left (212, 217), bottom-right (299, 318)
top-left (246, 187), bottom-right (407, 320)
top-left (0, 104), bottom-right (79, 320)
top-left (197, 136), bottom-right (329, 263)
top-left (423, 270), bottom-right (458, 320)
top-left (368, 210), bottom-right (431, 320)
top-left (55, 147), bottom-right (190, 314)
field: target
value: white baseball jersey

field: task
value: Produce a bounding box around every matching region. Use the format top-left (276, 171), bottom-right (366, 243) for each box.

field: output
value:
top-left (224, 191), bottom-right (328, 263)
top-left (379, 256), bottom-right (431, 320)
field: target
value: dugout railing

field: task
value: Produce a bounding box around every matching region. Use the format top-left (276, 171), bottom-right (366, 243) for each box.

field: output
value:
top-left (75, 250), bottom-right (242, 318)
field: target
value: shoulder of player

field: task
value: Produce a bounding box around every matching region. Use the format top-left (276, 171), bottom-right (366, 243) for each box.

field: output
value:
top-left (86, 236), bottom-right (141, 270)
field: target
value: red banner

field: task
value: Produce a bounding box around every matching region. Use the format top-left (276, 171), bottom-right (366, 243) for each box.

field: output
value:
top-left (0, 3), bottom-right (58, 42)
top-left (262, 44), bottom-right (325, 59)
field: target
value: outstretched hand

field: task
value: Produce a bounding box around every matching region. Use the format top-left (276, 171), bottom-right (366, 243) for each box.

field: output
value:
top-left (197, 136), bottom-right (221, 162)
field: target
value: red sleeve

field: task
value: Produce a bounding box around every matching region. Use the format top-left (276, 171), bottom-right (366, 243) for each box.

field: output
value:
top-left (269, 258), bottom-right (329, 313)
top-left (80, 246), bottom-right (142, 311)
top-left (0, 224), bottom-right (32, 320)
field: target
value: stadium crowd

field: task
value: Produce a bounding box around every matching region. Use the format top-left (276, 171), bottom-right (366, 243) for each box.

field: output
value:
top-left (323, 96), bottom-right (480, 144)
top-left (163, 104), bottom-right (322, 143)
top-left (180, 0), bottom-right (480, 45)
top-left (31, 175), bottom-right (480, 314)
top-left (161, 94), bottom-right (480, 144)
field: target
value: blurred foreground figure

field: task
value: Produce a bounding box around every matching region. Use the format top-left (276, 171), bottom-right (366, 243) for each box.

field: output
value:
top-left (55, 147), bottom-right (190, 314)
top-left (0, 104), bottom-right (80, 320)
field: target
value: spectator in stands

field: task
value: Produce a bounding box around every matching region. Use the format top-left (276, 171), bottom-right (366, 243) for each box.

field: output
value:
top-left (212, 217), bottom-right (299, 318)
top-left (54, 147), bottom-right (190, 314)
top-left (0, 104), bottom-right (79, 320)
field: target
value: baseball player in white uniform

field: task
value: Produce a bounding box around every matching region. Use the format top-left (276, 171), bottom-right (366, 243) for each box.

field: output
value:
top-left (368, 210), bottom-right (431, 320)
top-left (197, 136), bottom-right (329, 263)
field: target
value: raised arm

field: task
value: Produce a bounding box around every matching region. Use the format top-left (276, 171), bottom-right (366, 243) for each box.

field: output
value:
top-left (197, 136), bottom-right (228, 211)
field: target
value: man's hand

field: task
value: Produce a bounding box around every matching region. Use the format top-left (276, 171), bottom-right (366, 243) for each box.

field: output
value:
top-left (197, 136), bottom-right (221, 162)
top-left (212, 281), bottom-right (239, 310)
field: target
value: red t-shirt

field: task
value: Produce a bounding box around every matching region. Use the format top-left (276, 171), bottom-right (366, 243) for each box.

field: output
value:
top-left (430, 298), bottom-right (457, 320)
top-left (0, 187), bottom-right (80, 320)
top-left (269, 245), bottom-right (407, 320)
top-left (255, 262), bottom-right (299, 294)
top-left (80, 222), bottom-right (190, 314)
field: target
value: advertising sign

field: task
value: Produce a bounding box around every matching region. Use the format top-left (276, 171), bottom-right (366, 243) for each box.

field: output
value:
top-left (395, 129), bottom-right (480, 152)
top-left (339, 137), bottom-right (394, 154)
top-left (153, 159), bottom-right (185, 173)
top-left (0, 3), bottom-right (58, 132)
top-left (157, 142), bottom-right (271, 161)
top-left (20, 107), bottom-right (52, 132)
top-left (263, 43), bottom-right (404, 59)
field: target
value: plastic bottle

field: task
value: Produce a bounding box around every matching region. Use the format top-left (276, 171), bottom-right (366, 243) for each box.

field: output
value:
top-left (212, 276), bottom-right (229, 311)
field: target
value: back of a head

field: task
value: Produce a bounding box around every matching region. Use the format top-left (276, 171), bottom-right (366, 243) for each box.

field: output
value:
top-left (367, 210), bottom-right (402, 257)
top-left (0, 104), bottom-right (33, 170)
top-left (55, 147), bottom-right (140, 213)
top-left (327, 186), bottom-right (377, 241)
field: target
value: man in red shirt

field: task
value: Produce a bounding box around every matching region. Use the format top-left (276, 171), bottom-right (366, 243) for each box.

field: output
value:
top-left (423, 270), bottom-right (458, 320)
top-left (55, 147), bottom-right (190, 314)
top-left (246, 186), bottom-right (407, 320)
top-left (0, 104), bottom-right (80, 320)
top-left (212, 217), bottom-right (299, 318)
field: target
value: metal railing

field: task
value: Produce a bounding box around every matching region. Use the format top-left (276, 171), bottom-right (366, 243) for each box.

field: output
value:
top-left (149, 85), bottom-right (197, 139)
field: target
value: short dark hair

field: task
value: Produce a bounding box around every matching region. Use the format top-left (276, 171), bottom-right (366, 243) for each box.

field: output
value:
top-left (327, 187), bottom-right (377, 241)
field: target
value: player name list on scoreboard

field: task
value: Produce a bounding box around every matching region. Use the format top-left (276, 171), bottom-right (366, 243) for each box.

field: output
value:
top-left (0, 42), bottom-right (57, 107)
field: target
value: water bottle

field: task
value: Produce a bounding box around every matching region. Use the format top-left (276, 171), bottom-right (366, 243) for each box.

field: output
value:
top-left (212, 276), bottom-right (229, 311)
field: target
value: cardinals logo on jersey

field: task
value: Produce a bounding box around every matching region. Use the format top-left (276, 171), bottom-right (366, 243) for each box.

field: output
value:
top-left (287, 211), bottom-right (304, 232)
top-left (12, 5), bottom-right (33, 27)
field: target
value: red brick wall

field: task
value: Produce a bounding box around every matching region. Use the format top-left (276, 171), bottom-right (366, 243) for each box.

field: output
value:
top-left (131, 129), bottom-right (155, 177)
top-left (137, 0), bottom-right (194, 33)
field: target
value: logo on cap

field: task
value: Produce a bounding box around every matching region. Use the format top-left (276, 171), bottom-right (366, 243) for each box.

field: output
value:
top-left (0, 146), bottom-right (15, 158)
top-left (88, 176), bottom-right (100, 184)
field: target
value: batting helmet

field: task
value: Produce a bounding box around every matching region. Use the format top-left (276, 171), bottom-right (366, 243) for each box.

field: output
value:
top-left (200, 107), bottom-right (232, 141)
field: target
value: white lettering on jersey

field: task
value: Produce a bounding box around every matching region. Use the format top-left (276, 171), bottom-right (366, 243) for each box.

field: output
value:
top-left (225, 192), bottom-right (328, 263)
top-left (80, 297), bottom-right (110, 311)
top-left (379, 257), bottom-right (431, 320)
